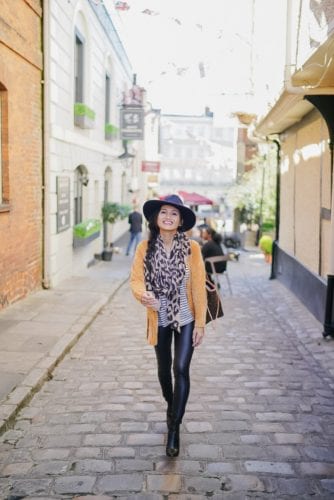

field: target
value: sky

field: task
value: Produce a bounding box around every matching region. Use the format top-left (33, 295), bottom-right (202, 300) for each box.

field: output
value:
top-left (116, 0), bottom-right (286, 119)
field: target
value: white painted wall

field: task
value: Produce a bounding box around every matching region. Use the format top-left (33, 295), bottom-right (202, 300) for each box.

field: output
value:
top-left (47, 0), bottom-right (134, 285)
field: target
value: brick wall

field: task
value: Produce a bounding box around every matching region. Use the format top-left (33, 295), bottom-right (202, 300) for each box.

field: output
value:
top-left (0, 0), bottom-right (43, 309)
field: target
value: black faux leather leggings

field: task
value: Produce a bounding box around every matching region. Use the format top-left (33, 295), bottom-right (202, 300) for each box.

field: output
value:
top-left (154, 321), bottom-right (195, 424)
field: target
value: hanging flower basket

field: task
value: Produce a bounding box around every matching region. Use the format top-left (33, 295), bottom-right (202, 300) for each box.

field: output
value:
top-left (74, 103), bottom-right (96, 129)
top-left (105, 123), bottom-right (119, 141)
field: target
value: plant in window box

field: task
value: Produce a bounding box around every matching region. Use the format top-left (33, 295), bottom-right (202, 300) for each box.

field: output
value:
top-left (73, 218), bottom-right (101, 248)
top-left (105, 123), bottom-right (119, 141)
top-left (74, 102), bottom-right (96, 129)
top-left (101, 202), bottom-right (131, 260)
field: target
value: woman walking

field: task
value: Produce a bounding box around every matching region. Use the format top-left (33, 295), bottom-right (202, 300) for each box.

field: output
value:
top-left (130, 194), bottom-right (207, 457)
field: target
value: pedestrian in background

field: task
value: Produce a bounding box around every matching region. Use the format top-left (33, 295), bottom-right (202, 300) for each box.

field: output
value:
top-left (200, 226), bottom-right (227, 278)
top-left (125, 205), bottom-right (143, 256)
top-left (130, 194), bottom-right (207, 458)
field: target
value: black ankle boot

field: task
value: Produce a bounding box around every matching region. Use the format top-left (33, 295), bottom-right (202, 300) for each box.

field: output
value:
top-left (166, 424), bottom-right (179, 457)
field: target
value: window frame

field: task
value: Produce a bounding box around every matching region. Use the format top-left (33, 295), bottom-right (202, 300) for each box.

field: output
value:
top-left (74, 166), bottom-right (84, 225)
top-left (105, 73), bottom-right (111, 125)
top-left (0, 84), bottom-right (9, 210)
top-left (74, 29), bottom-right (85, 104)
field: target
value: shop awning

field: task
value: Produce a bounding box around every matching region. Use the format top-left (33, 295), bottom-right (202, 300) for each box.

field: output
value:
top-left (178, 190), bottom-right (213, 205)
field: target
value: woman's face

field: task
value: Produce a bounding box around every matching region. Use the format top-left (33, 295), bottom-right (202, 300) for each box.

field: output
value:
top-left (157, 204), bottom-right (182, 233)
top-left (201, 228), bottom-right (210, 241)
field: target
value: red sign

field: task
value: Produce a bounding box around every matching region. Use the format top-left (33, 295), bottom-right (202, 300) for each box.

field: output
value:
top-left (141, 161), bottom-right (161, 172)
top-left (115, 2), bottom-right (130, 10)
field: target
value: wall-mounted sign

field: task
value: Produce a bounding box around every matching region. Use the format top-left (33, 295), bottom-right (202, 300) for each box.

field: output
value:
top-left (147, 174), bottom-right (159, 185)
top-left (56, 176), bottom-right (70, 233)
top-left (120, 107), bottom-right (144, 140)
top-left (141, 161), bottom-right (160, 172)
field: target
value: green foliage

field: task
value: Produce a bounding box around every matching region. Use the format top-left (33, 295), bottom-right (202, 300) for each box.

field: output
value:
top-left (105, 123), bottom-right (119, 135)
top-left (226, 146), bottom-right (277, 228)
top-left (74, 102), bottom-right (96, 120)
top-left (261, 221), bottom-right (275, 233)
top-left (259, 235), bottom-right (273, 254)
top-left (101, 202), bottom-right (131, 224)
top-left (73, 219), bottom-right (101, 238)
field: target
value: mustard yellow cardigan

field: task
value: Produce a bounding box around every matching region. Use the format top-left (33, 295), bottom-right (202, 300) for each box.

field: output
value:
top-left (130, 238), bottom-right (207, 346)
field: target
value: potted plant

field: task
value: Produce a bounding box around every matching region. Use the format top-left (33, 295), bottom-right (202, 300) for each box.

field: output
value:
top-left (259, 234), bottom-right (273, 263)
top-left (74, 102), bottom-right (96, 129)
top-left (101, 202), bottom-right (130, 260)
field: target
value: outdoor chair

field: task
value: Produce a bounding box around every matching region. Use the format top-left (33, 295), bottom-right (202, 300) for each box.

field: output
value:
top-left (205, 255), bottom-right (232, 295)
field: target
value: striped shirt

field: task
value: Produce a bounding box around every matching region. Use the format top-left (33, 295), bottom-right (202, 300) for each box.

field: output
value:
top-left (158, 267), bottom-right (194, 327)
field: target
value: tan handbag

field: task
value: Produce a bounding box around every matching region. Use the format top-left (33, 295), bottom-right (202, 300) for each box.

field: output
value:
top-left (205, 276), bottom-right (224, 324)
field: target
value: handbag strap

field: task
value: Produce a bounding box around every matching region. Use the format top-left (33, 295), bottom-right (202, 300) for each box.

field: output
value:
top-left (206, 278), bottom-right (222, 324)
top-left (206, 277), bottom-right (217, 292)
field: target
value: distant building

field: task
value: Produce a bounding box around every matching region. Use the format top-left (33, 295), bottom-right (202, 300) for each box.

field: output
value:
top-left (159, 108), bottom-right (237, 205)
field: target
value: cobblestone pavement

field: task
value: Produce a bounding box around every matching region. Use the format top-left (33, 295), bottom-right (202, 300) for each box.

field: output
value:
top-left (0, 251), bottom-right (334, 499)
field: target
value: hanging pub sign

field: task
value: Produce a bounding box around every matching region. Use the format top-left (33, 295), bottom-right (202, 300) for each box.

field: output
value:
top-left (120, 107), bottom-right (144, 140)
top-left (56, 176), bottom-right (70, 233)
top-left (141, 161), bottom-right (161, 172)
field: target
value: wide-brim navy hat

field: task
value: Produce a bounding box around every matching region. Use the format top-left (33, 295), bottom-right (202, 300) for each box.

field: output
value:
top-left (143, 194), bottom-right (196, 232)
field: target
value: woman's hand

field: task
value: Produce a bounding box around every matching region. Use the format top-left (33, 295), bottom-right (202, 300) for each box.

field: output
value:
top-left (193, 327), bottom-right (205, 347)
top-left (141, 291), bottom-right (160, 311)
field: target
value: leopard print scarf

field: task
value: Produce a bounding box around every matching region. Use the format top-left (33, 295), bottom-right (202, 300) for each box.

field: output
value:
top-left (144, 232), bottom-right (191, 332)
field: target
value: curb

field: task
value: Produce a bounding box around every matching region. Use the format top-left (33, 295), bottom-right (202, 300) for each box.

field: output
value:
top-left (0, 275), bottom-right (129, 436)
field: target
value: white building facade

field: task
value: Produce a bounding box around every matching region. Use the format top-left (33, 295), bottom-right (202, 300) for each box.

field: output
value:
top-left (43, 0), bottom-right (149, 286)
top-left (159, 109), bottom-right (237, 205)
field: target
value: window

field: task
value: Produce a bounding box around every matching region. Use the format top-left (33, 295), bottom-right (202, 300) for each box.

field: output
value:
top-left (121, 172), bottom-right (126, 204)
top-left (105, 73), bottom-right (111, 124)
top-left (74, 166), bottom-right (85, 224)
top-left (0, 85), bottom-right (8, 207)
top-left (103, 167), bottom-right (112, 247)
top-left (0, 90), bottom-right (3, 202)
top-left (162, 169), bottom-right (170, 180)
top-left (104, 167), bottom-right (112, 203)
top-left (94, 180), bottom-right (99, 218)
top-left (187, 147), bottom-right (193, 159)
top-left (173, 168), bottom-right (181, 179)
top-left (74, 31), bottom-right (84, 103)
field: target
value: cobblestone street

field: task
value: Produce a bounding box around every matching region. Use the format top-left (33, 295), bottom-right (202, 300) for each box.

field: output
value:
top-left (1, 251), bottom-right (334, 499)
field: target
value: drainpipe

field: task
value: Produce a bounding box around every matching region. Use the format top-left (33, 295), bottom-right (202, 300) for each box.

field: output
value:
top-left (42, 0), bottom-right (51, 289)
top-left (247, 125), bottom-right (281, 279)
top-left (269, 139), bottom-right (281, 280)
